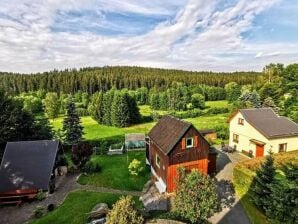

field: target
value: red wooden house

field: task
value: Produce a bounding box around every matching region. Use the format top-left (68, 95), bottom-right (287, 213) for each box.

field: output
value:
top-left (147, 115), bottom-right (213, 193)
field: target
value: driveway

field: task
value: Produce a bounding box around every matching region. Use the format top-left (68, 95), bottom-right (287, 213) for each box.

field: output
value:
top-left (208, 148), bottom-right (251, 224)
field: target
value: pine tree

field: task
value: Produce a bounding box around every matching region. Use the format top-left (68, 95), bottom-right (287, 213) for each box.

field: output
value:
top-left (62, 97), bottom-right (84, 145)
top-left (251, 151), bottom-right (276, 211)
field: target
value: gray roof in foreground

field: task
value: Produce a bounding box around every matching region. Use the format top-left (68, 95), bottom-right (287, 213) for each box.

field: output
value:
top-left (239, 108), bottom-right (298, 139)
top-left (0, 140), bottom-right (59, 193)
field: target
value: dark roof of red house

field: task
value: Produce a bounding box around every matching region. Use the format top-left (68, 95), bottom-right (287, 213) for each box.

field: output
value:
top-left (0, 140), bottom-right (59, 193)
top-left (148, 115), bottom-right (192, 155)
top-left (239, 108), bottom-right (298, 139)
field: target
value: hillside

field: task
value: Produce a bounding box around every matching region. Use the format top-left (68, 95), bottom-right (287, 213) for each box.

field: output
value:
top-left (0, 66), bottom-right (260, 94)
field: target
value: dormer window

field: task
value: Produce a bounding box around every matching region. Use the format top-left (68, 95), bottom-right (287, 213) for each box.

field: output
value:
top-left (238, 118), bottom-right (244, 125)
top-left (186, 137), bottom-right (194, 148)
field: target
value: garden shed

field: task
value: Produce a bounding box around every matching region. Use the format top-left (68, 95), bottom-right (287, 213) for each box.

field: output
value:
top-left (0, 140), bottom-right (60, 205)
top-left (125, 133), bottom-right (146, 150)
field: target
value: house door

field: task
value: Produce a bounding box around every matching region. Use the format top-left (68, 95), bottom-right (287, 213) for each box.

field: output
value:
top-left (256, 144), bottom-right (264, 157)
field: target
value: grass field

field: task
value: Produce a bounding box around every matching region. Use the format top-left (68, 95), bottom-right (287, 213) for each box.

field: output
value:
top-left (78, 151), bottom-right (150, 191)
top-left (205, 100), bottom-right (229, 108)
top-left (51, 101), bottom-right (230, 141)
top-left (30, 191), bottom-right (141, 224)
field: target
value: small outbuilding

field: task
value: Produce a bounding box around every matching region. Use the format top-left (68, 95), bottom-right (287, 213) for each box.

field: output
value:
top-left (0, 140), bottom-right (60, 205)
top-left (147, 115), bottom-right (213, 193)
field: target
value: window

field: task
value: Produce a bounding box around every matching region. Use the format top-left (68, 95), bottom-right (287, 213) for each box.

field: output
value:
top-left (156, 154), bottom-right (161, 168)
top-left (186, 137), bottom-right (194, 148)
top-left (233, 134), bottom-right (239, 143)
top-left (278, 143), bottom-right (287, 153)
top-left (238, 118), bottom-right (244, 125)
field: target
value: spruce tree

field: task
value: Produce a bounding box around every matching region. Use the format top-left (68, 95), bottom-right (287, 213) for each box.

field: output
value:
top-left (127, 95), bottom-right (141, 124)
top-left (251, 151), bottom-right (276, 211)
top-left (62, 97), bottom-right (84, 145)
top-left (111, 92), bottom-right (130, 127)
top-left (267, 163), bottom-right (298, 223)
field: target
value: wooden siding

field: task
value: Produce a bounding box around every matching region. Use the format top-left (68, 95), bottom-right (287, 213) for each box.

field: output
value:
top-left (168, 127), bottom-right (209, 166)
top-left (149, 125), bottom-right (211, 192)
top-left (167, 159), bottom-right (208, 192)
top-left (149, 140), bottom-right (169, 184)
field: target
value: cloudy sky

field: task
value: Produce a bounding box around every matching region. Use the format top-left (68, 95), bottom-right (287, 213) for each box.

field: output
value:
top-left (0, 0), bottom-right (298, 73)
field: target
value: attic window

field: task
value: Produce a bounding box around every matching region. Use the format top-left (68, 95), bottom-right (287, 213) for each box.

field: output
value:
top-left (186, 137), bottom-right (194, 148)
top-left (238, 118), bottom-right (244, 125)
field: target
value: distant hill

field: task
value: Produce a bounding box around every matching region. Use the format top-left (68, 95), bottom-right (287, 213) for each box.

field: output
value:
top-left (0, 66), bottom-right (261, 94)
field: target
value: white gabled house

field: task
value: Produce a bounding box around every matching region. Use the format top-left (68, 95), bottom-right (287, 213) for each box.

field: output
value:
top-left (229, 108), bottom-right (298, 157)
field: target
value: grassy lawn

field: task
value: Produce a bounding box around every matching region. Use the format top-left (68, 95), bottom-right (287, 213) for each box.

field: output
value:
top-left (51, 116), bottom-right (155, 140)
top-left (205, 100), bottom-right (229, 108)
top-left (185, 113), bottom-right (229, 129)
top-left (30, 191), bottom-right (141, 224)
top-left (50, 101), bottom-right (229, 142)
top-left (78, 151), bottom-right (150, 191)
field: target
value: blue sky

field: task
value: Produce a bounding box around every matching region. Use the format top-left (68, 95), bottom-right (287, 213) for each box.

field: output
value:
top-left (0, 0), bottom-right (297, 72)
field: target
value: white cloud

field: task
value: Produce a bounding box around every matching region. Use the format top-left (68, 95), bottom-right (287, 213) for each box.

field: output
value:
top-left (0, 0), bottom-right (297, 73)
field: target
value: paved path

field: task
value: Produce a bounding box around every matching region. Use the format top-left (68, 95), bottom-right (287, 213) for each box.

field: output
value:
top-left (0, 174), bottom-right (142, 224)
top-left (208, 149), bottom-right (251, 224)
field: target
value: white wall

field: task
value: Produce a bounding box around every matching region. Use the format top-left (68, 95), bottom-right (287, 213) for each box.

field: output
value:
top-left (229, 112), bottom-right (298, 156)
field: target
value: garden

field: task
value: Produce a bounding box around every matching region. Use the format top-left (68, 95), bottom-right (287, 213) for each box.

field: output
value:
top-left (78, 151), bottom-right (150, 191)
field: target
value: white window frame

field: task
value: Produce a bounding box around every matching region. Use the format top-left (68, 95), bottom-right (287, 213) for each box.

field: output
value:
top-left (186, 137), bottom-right (194, 148)
top-left (156, 154), bottom-right (161, 168)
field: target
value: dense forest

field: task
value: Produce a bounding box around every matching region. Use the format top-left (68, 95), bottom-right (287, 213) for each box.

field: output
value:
top-left (0, 66), bottom-right (260, 94)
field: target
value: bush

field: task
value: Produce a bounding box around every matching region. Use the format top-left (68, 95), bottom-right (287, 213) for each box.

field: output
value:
top-left (56, 154), bottom-right (69, 167)
top-left (76, 108), bottom-right (89, 116)
top-left (106, 195), bottom-right (144, 224)
top-left (214, 125), bottom-right (229, 140)
top-left (71, 143), bottom-right (93, 170)
top-left (34, 206), bottom-right (45, 218)
top-left (173, 168), bottom-right (218, 224)
top-left (47, 204), bottom-right (55, 212)
top-left (82, 160), bottom-right (101, 173)
top-left (206, 107), bottom-right (229, 115)
top-left (128, 159), bottom-right (144, 176)
top-left (36, 189), bottom-right (46, 201)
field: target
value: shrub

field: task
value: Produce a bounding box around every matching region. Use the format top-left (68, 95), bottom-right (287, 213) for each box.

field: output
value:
top-left (47, 204), bottom-right (55, 212)
top-left (206, 107), bottom-right (229, 115)
top-left (71, 143), bottom-right (93, 170)
top-left (56, 154), bottom-right (69, 167)
top-left (173, 168), bottom-right (218, 223)
top-left (76, 108), bottom-right (89, 116)
top-left (36, 189), bottom-right (46, 201)
top-left (34, 206), bottom-right (45, 218)
top-left (128, 159), bottom-right (144, 176)
top-left (82, 160), bottom-right (101, 173)
top-left (106, 195), bottom-right (144, 224)
top-left (214, 125), bottom-right (229, 140)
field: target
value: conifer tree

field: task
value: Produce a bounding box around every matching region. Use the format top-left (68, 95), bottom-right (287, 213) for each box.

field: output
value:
top-left (251, 151), bottom-right (276, 211)
top-left (267, 163), bottom-right (298, 223)
top-left (111, 92), bottom-right (130, 127)
top-left (127, 95), bottom-right (141, 124)
top-left (62, 97), bottom-right (84, 145)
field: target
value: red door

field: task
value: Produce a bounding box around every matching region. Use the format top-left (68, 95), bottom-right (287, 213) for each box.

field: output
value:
top-left (256, 144), bottom-right (264, 157)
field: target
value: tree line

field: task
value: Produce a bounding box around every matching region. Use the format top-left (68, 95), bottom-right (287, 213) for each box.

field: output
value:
top-left (0, 66), bottom-right (260, 94)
